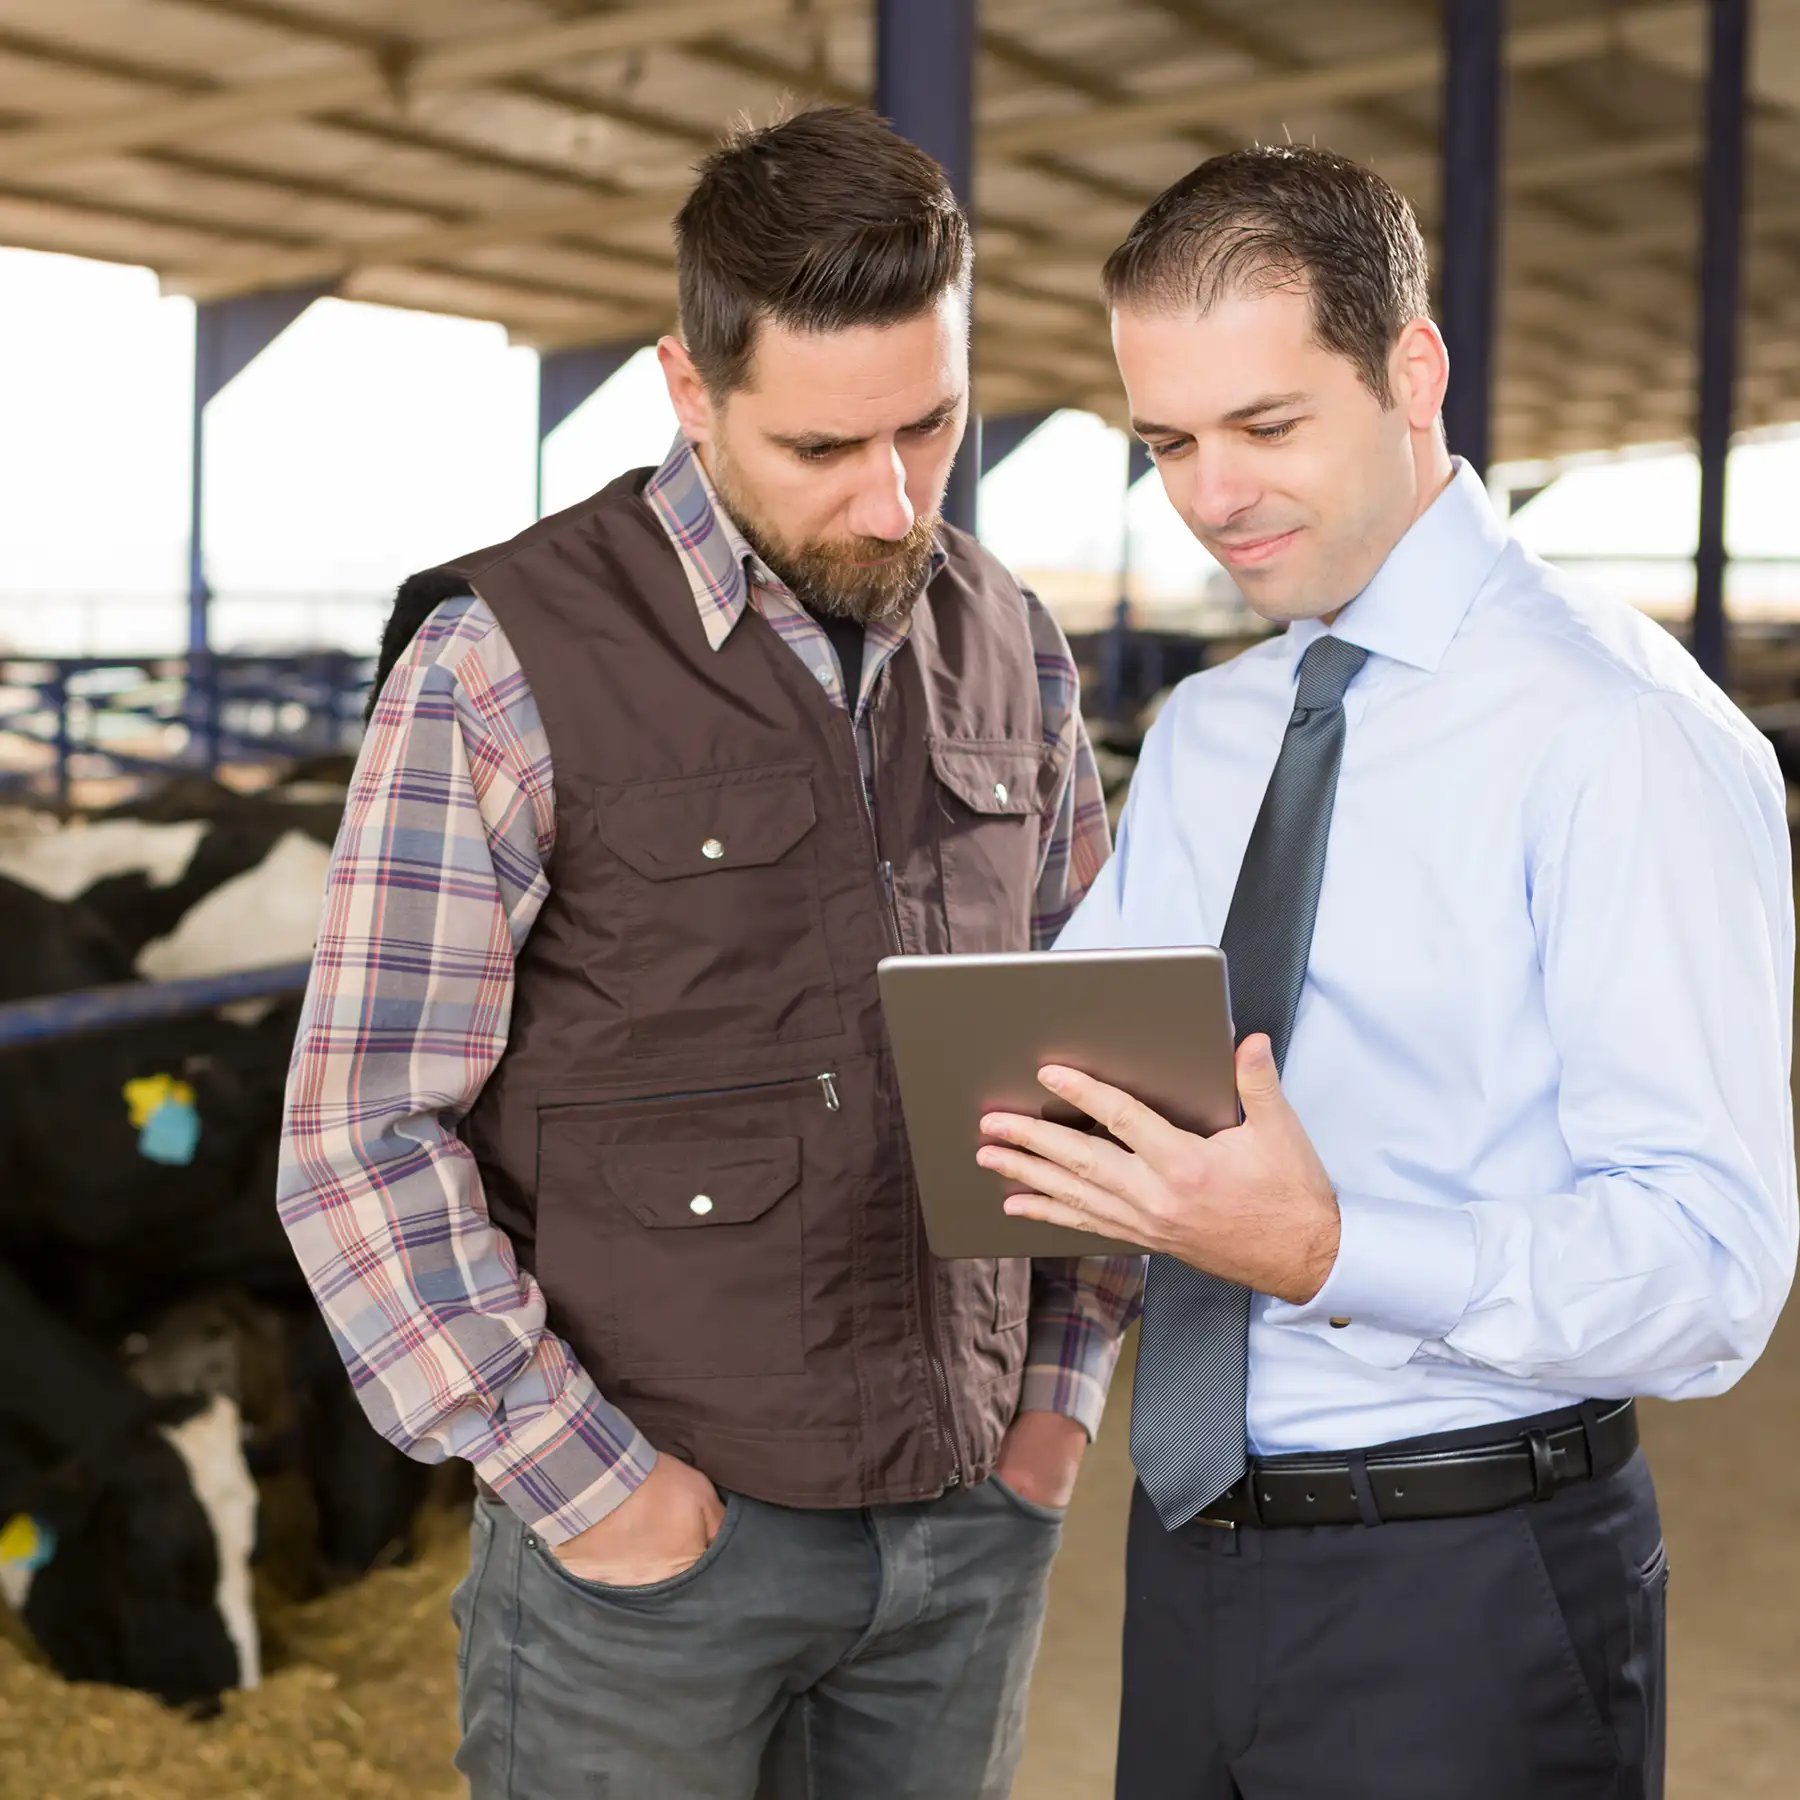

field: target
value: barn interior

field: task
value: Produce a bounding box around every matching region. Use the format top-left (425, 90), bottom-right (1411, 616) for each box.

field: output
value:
top-left (2, 1), bottom-right (1799, 1795)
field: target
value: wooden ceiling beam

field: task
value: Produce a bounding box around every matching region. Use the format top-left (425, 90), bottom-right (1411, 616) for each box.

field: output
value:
top-left (0, 0), bottom-right (862, 177)
top-left (981, 2), bottom-right (1702, 161)
top-left (170, 0), bottom-right (719, 162)
top-left (164, 185), bottom-right (691, 302)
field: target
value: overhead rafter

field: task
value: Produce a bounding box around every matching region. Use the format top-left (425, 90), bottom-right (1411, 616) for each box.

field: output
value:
top-left (0, 0), bottom-right (863, 178)
top-left (980, 2), bottom-right (1703, 160)
top-left (165, 186), bottom-right (692, 303)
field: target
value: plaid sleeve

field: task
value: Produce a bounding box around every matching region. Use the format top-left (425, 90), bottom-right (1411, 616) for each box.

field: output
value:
top-left (1028, 594), bottom-right (1113, 949)
top-left (1018, 588), bottom-right (1146, 1439)
top-left (276, 595), bottom-right (655, 1545)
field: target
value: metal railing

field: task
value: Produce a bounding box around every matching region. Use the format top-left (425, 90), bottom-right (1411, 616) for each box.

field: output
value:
top-left (0, 651), bottom-right (372, 808)
top-left (0, 961), bottom-right (314, 1050)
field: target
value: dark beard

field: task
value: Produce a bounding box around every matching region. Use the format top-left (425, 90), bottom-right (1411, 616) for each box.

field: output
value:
top-left (713, 460), bottom-right (940, 627)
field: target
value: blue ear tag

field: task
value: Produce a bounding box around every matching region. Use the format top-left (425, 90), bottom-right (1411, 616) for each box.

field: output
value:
top-left (139, 1096), bottom-right (202, 1166)
top-left (0, 1513), bottom-right (56, 1573)
top-left (124, 1074), bottom-right (201, 1166)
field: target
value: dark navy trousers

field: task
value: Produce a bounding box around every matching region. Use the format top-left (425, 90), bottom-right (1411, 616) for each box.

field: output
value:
top-left (1117, 1434), bottom-right (1667, 1799)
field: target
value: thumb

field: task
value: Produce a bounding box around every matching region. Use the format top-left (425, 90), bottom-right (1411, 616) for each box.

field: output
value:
top-left (1234, 1033), bottom-right (1287, 1118)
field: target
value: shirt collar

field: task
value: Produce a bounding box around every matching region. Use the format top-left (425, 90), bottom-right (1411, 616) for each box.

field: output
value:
top-left (1284, 458), bottom-right (1508, 679)
top-left (642, 433), bottom-right (948, 653)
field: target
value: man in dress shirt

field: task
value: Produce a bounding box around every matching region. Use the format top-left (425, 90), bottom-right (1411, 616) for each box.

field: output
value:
top-left (979, 145), bottom-right (1796, 1799)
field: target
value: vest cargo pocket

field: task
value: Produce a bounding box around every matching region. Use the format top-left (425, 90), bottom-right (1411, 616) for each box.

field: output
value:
top-left (929, 740), bottom-right (1048, 954)
top-left (550, 1133), bottom-right (804, 1381)
top-left (595, 762), bottom-right (841, 1046)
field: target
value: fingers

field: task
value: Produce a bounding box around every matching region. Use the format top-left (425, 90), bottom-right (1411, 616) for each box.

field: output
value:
top-left (978, 1108), bottom-right (1131, 1190)
top-left (976, 1143), bottom-right (1137, 1238)
top-left (1232, 1034), bottom-right (1288, 1118)
top-left (999, 1189), bottom-right (1121, 1240)
top-left (1034, 1066), bottom-right (1184, 1161)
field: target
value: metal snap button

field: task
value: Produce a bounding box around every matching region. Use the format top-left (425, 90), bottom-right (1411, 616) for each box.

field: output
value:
top-left (690, 1195), bottom-right (714, 1216)
top-left (993, 781), bottom-right (1009, 806)
top-left (701, 838), bottom-right (725, 861)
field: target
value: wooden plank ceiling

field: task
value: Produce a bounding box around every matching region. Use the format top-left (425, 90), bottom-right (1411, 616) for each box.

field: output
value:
top-left (1, 0), bottom-right (1798, 468)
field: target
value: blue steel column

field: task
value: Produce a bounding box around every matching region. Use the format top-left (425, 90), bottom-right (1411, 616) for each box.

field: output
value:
top-left (536, 341), bottom-right (642, 517)
top-left (1439, 0), bottom-right (1507, 477)
top-left (1694, 0), bottom-right (1750, 687)
top-left (978, 409), bottom-right (1053, 477)
top-left (1100, 438), bottom-right (1155, 724)
top-left (877, 0), bottom-right (980, 533)
top-left (187, 281), bottom-right (331, 766)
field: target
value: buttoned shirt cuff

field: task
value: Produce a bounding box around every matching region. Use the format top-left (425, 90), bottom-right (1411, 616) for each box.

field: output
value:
top-left (1265, 1190), bottom-right (1479, 1355)
top-left (1018, 1316), bottom-right (1130, 1442)
top-left (472, 1408), bottom-right (659, 1547)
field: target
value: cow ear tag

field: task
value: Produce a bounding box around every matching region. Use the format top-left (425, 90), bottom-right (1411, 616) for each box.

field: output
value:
top-left (0, 1513), bottom-right (56, 1573)
top-left (123, 1073), bottom-right (202, 1167)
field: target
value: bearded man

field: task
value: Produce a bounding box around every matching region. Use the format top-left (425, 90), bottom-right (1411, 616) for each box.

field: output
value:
top-left (276, 105), bottom-right (1137, 1800)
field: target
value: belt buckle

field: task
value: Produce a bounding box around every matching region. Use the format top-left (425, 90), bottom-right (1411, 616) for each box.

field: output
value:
top-left (1194, 1514), bottom-right (1236, 1530)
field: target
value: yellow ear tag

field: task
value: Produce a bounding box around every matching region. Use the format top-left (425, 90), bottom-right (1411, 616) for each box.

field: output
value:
top-left (124, 1073), bottom-right (195, 1129)
top-left (0, 1513), bottom-right (55, 1571)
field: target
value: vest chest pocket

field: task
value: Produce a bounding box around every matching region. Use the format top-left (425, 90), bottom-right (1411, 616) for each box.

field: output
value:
top-left (929, 740), bottom-right (1050, 954)
top-left (595, 763), bottom-right (842, 1047)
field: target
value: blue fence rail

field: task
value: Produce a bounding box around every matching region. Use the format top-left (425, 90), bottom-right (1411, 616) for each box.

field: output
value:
top-left (0, 961), bottom-right (314, 1050)
top-left (0, 652), bottom-right (372, 808)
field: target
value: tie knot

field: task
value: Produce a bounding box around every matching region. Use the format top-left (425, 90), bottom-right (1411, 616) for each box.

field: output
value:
top-left (1294, 635), bottom-right (1368, 712)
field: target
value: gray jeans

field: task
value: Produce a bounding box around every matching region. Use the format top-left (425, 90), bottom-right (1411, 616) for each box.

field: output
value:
top-left (451, 1475), bottom-right (1065, 1798)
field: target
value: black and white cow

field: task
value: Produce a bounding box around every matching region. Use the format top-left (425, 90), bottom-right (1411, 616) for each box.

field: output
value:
top-left (0, 1260), bottom-right (258, 1708)
top-left (0, 784), bottom-right (431, 1706)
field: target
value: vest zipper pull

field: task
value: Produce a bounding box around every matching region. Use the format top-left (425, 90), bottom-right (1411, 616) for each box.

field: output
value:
top-left (879, 861), bottom-right (903, 952)
top-left (817, 1072), bottom-right (841, 1112)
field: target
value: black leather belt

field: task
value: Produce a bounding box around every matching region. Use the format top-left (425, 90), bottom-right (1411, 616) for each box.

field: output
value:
top-left (1190, 1399), bottom-right (1638, 1530)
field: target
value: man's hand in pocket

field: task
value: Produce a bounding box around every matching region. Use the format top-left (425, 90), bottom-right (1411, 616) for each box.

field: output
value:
top-left (994, 1409), bottom-right (1088, 1511)
top-left (549, 1452), bottom-right (725, 1587)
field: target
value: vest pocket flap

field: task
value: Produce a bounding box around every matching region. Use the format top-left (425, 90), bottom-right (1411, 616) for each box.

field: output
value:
top-left (928, 741), bottom-right (1044, 816)
top-left (598, 1138), bottom-right (801, 1229)
top-left (596, 767), bottom-right (818, 880)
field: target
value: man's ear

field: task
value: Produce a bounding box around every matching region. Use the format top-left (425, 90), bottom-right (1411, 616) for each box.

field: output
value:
top-left (658, 336), bottom-right (716, 448)
top-left (1391, 317), bottom-right (1450, 432)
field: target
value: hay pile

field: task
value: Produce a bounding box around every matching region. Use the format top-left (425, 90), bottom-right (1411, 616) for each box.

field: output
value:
top-left (0, 1502), bottom-right (470, 1800)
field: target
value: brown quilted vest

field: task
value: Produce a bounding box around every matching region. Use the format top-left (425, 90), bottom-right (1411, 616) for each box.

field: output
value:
top-left (446, 469), bottom-right (1066, 1508)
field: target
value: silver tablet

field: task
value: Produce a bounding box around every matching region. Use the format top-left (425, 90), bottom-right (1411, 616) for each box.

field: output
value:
top-left (877, 947), bottom-right (1239, 1259)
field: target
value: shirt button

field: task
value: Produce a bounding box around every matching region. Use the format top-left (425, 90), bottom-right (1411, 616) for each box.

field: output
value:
top-left (1329, 1316), bottom-right (1351, 1329)
top-left (993, 781), bottom-right (1010, 806)
top-left (816, 666), bottom-right (834, 686)
top-left (690, 1195), bottom-right (714, 1216)
top-left (701, 838), bottom-right (725, 861)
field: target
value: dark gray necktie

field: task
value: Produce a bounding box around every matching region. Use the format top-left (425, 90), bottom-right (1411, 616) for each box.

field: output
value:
top-left (1130, 633), bottom-right (1369, 1530)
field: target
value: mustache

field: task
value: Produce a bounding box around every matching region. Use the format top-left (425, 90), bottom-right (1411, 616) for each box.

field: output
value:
top-left (800, 515), bottom-right (939, 569)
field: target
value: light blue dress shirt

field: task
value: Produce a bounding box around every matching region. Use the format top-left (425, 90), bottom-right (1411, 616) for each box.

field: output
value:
top-left (1060, 461), bottom-right (1798, 1455)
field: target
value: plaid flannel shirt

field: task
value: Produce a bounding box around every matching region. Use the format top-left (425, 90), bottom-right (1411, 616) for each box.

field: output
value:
top-left (278, 438), bottom-right (1140, 1543)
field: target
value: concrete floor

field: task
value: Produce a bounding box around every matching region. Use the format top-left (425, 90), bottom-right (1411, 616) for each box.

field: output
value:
top-left (1016, 1306), bottom-right (1800, 1798)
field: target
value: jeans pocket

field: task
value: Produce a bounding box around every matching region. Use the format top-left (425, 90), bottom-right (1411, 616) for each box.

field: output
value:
top-left (986, 1473), bottom-right (1068, 1527)
top-left (526, 1490), bottom-right (746, 1607)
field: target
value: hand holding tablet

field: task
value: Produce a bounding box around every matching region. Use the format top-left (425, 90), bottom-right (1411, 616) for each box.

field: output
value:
top-left (877, 948), bottom-right (1240, 1259)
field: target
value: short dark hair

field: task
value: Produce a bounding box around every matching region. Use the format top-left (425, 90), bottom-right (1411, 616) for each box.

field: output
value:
top-left (674, 105), bottom-right (972, 397)
top-left (1101, 145), bottom-right (1430, 403)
